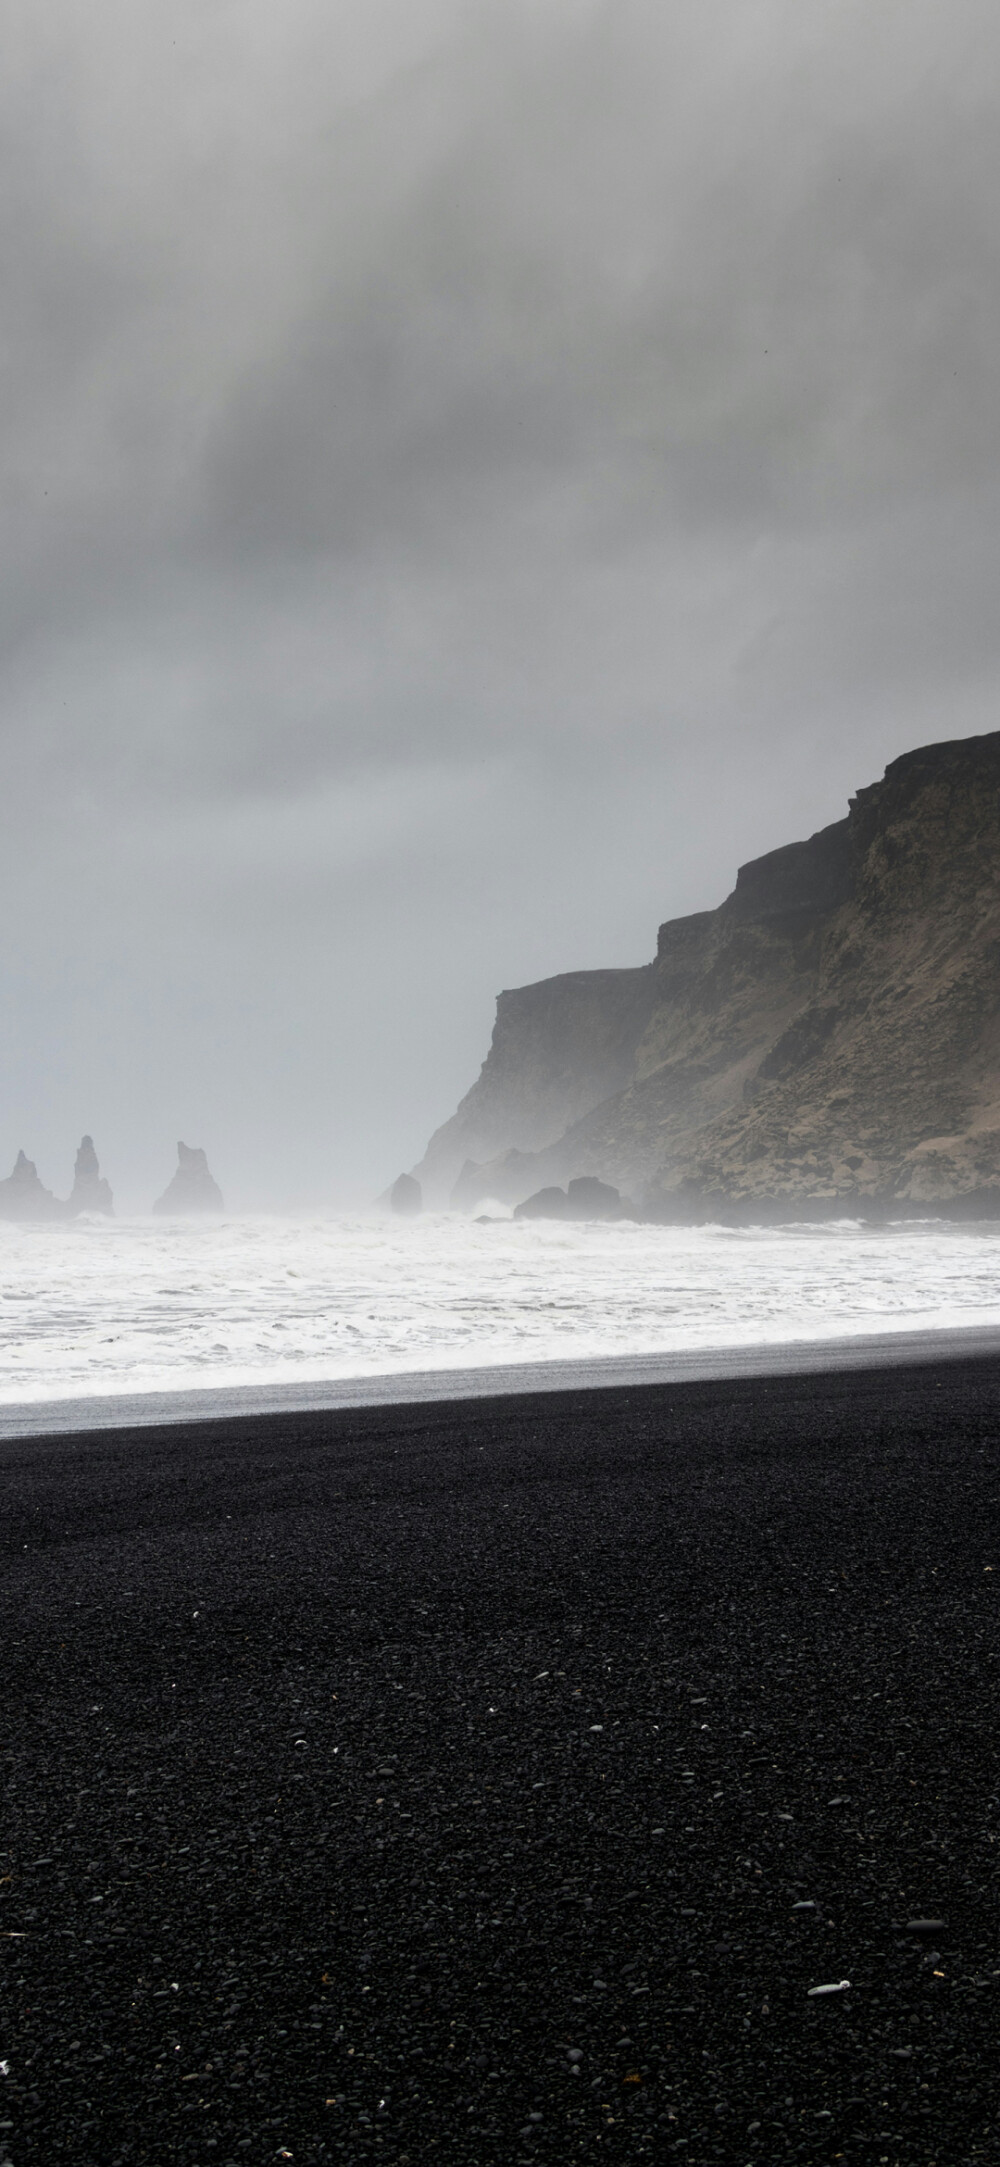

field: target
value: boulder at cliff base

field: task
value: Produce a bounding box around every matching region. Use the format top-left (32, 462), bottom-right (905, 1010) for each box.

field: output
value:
top-left (513, 1186), bottom-right (570, 1221)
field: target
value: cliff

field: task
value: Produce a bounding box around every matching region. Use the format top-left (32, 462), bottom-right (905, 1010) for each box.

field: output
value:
top-left (417, 730), bottom-right (1000, 1218)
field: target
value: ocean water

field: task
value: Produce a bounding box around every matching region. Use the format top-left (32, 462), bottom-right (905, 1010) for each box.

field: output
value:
top-left (1, 1209), bottom-right (999, 1410)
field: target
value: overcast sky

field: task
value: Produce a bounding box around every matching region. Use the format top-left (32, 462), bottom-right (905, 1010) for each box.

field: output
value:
top-left (2, 0), bottom-right (998, 1207)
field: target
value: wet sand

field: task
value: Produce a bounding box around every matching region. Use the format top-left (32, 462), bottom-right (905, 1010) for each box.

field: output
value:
top-left (2, 1356), bottom-right (1000, 2163)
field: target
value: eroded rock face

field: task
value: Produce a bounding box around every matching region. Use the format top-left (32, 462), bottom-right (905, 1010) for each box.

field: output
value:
top-left (0, 1151), bottom-right (64, 1221)
top-left (68, 1135), bottom-right (114, 1217)
top-left (642, 734), bottom-right (1000, 1216)
top-left (419, 730), bottom-right (1000, 1219)
top-left (389, 1173), bottom-right (422, 1215)
top-left (153, 1143), bottom-right (224, 1216)
top-left (416, 969), bottom-right (657, 1207)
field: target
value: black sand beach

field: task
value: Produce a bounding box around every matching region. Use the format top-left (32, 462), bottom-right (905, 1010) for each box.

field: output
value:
top-left (2, 1359), bottom-right (1000, 2165)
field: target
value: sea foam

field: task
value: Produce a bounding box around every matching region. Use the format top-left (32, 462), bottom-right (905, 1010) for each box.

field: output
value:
top-left (1, 1210), bottom-right (999, 1407)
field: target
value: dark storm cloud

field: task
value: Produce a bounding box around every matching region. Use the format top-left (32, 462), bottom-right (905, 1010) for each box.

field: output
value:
top-left (204, 7), bottom-right (1000, 560)
top-left (1, 0), bottom-right (998, 1202)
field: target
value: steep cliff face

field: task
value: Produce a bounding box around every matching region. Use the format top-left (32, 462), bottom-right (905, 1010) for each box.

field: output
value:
top-left (414, 964), bottom-right (656, 1203)
top-left (419, 730), bottom-right (1000, 1216)
top-left (668, 732), bottom-right (1000, 1213)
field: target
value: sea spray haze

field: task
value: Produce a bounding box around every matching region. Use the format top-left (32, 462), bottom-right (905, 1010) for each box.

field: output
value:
top-left (0, 3), bottom-right (998, 1204)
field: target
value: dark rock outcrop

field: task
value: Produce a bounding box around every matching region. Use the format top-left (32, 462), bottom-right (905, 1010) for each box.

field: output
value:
top-left (418, 730), bottom-right (1000, 1219)
top-left (153, 1143), bottom-right (224, 1217)
top-left (565, 1176), bottom-right (630, 1220)
top-left (0, 1151), bottom-right (64, 1222)
top-left (513, 1186), bottom-right (570, 1221)
top-left (514, 1176), bottom-right (630, 1223)
top-left (68, 1135), bottom-right (114, 1217)
top-left (390, 1172), bottom-right (422, 1215)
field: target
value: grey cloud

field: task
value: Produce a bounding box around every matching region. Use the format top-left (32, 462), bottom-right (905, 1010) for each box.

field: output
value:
top-left (1, 0), bottom-right (998, 1202)
top-left (8, 2), bottom-right (1000, 583)
top-left (197, 1), bottom-right (1000, 558)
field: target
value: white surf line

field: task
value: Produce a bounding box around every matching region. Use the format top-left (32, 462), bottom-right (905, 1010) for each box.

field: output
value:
top-left (4, 1321), bottom-right (1000, 1440)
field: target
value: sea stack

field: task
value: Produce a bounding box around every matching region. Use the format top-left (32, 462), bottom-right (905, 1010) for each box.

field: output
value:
top-left (153, 1142), bottom-right (224, 1216)
top-left (0, 1150), bottom-right (64, 1222)
top-left (68, 1135), bottom-right (114, 1216)
top-left (390, 1172), bottom-right (422, 1215)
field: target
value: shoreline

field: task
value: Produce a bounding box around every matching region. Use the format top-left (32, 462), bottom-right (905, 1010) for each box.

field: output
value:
top-left (5, 1315), bottom-right (1000, 1440)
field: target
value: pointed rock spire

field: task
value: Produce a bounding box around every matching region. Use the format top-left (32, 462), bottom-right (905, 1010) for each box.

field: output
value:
top-left (68, 1135), bottom-right (114, 1217)
top-left (0, 1150), bottom-right (64, 1221)
top-left (153, 1142), bottom-right (224, 1216)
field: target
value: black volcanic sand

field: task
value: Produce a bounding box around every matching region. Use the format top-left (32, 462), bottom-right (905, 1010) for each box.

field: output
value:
top-left (3, 1366), bottom-right (1000, 2166)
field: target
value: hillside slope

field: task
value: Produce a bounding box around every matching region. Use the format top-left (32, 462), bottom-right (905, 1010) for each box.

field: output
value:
top-left (416, 731), bottom-right (1000, 1217)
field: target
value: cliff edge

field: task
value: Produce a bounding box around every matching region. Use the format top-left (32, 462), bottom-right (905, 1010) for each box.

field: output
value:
top-left (416, 731), bottom-right (1000, 1217)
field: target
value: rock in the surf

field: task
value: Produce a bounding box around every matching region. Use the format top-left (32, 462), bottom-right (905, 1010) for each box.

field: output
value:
top-left (513, 1185), bottom-right (570, 1220)
top-left (514, 1176), bottom-right (630, 1222)
top-left (0, 1149), bottom-right (65, 1221)
top-left (565, 1176), bottom-right (628, 1220)
top-left (68, 1134), bottom-right (114, 1216)
top-left (153, 1142), bottom-right (224, 1216)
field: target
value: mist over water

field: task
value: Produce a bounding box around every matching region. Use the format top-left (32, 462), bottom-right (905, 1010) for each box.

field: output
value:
top-left (2, 1212), bottom-right (999, 1408)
